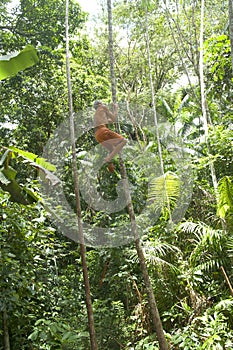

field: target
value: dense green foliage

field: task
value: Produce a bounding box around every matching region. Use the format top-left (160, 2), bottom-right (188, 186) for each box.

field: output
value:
top-left (1, 0), bottom-right (233, 349)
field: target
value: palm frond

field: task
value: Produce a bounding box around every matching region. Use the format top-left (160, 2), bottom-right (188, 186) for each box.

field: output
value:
top-left (179, 221), bottom-right (227, 268)
top-left (127, 239), bottom-right (180, 271)
top-left (193, 258), bottom-right (222, 274)
top-left (149, 171), bottom-right (181, 214)
top-left (226, 236), bottom-right (233, 257)
top-left (215, 299), bottom-right (233, 312)
top-left (142, 239), bottom-right (180, 271)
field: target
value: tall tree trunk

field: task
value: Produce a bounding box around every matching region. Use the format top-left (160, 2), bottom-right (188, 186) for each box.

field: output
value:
top-left (163, 0), bottom-right (199, 101)
top-left (144, 7), bottom-right (164, 175)
top-left (107, 1), bottom-right (169, 349)
top-left (229, 0), bottom-right (233, 72)
top-left (65, 1), bottom-right (98, 349)
top-left (199, 0), bottom-right (227, 235)
top-left (3, 310), bottom-right (10, 350)
top-left (220, 266), bottom-right (233, 296)
top-left (107, 1), bottom-right (117, 104)
top-left (199, 0), bottom-right (209, 139)
top-left (144, 2), bottom-right (173, 223)
top-left (199, 0), bottom-right (218, 194)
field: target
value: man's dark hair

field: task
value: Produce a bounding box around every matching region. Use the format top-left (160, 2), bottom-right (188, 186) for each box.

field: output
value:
top-left (93, 100), bottom-right (102, 110)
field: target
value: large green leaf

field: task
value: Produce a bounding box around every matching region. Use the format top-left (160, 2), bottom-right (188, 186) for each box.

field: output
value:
top-left (0, 171), bottom-right (10, 186)
top-left (2, 147), bottom-right (60, 191)
top-left (217, 176), bottom-right (233, 218)
top-left (8, 146), bottom-right (56, 172)
top-left (0, 166), bottom-right (38, 205)
top-left (0, 146), bottom-right (60, 204)
top-left (0, 45), bottom-right (39, 81)
top-left (9, 146), bottom-right (60, 186)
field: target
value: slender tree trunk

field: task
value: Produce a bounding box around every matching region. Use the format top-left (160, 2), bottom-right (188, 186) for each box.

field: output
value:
top-left (65, 1), bottom-right (98, 349)
top-left (163, 0), bottom-right (199, 101)
top-left (199, 0), bottom-right (209, 139)
top-left (144, 2), bottom-right (173, 224)
top-left (229, 0), bottom-right (233, 72)
top-left (199, 0), bottom-right (227, 235)
top-left (107, 0), bottom-right (117, 104)
top-left (144, 8), bottom-right (164, 175)
top-left (199, 0), bottom-right (218, 195)
top-left (107, 1), bottom-right (169, 349)
top-left (3, 310), bottom-right (10, 350)
top-left (221, 266), bottom-right (233, 296)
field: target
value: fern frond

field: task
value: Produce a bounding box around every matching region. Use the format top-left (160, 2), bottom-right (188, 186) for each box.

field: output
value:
top-left (194, 258), bottom-right (222, 273)
top-left (215, 299), bottom-right (233, 312)
top-left (149, 171), bottom-right (181, 212)
top-left (142, 240), bottom-right (180, 271)
top-left (179, 221), bottom-right (226, 268)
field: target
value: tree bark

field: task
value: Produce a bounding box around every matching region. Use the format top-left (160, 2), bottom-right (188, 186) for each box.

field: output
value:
top-left (65, 1), bottom-right (98, 349)
top-left (163, 0), bottom-right (199, 101)
top-left (107, 0), bottom-right (117, 104)
top-left (199, 0), bottom-right (218, 195)
top-left (120, 162), bottom-right (169, 350)
top-left (3, 310), bottom-right (10, 350)
top-left (229, 0), bottom-right (233, 72)
top-left (220, 266), bottom-right (233, 297)
top-left (107, 1), bottom-right (169, 349)
top-left (199, 0), bottom-right (209, 139)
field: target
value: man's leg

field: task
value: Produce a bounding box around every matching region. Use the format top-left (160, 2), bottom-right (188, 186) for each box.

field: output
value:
top-left (104, 138), bottom-right (127, 163)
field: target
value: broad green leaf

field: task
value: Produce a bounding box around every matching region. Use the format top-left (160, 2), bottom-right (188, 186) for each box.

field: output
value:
top-left (36, 157), bottom-right (56, 172)
top-left (61, 331), bottom-right (73, 341)
top-left (23, 186), bottom-right (40, 202)
top-left (2, 166), bottom-right (17, 181)
top-left (218, 204), bottom-right (230, 218)
top-left (3, 146), bottom-right (60, 186)
top-left (9, 146), bottom-right (38, 162)
top-left (0, 45), bottom-right (39, 80)
top-left (8, 146), bottom-right (56, 172)
top-left (0, 148), bottom-right (58, 202)
top-left (217, 176), bottom-right (233, 218)
top-left (0, 175), bottom-right (37, 205)
top-left (28, 330), bottom-right (39, 341)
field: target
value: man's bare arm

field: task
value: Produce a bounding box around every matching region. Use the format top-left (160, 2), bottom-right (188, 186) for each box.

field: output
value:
top-left (106, 104), bottom-right (118, 122)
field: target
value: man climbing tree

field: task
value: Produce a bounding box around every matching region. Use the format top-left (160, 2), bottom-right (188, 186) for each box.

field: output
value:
top-left (93, 100), bottom-right (126, 172)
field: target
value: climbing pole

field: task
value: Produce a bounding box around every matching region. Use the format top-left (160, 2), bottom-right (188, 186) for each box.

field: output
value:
top-left (106, 1), bottom-right (169, 349)
top-left (65, 1), bottom-right (98, 349)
